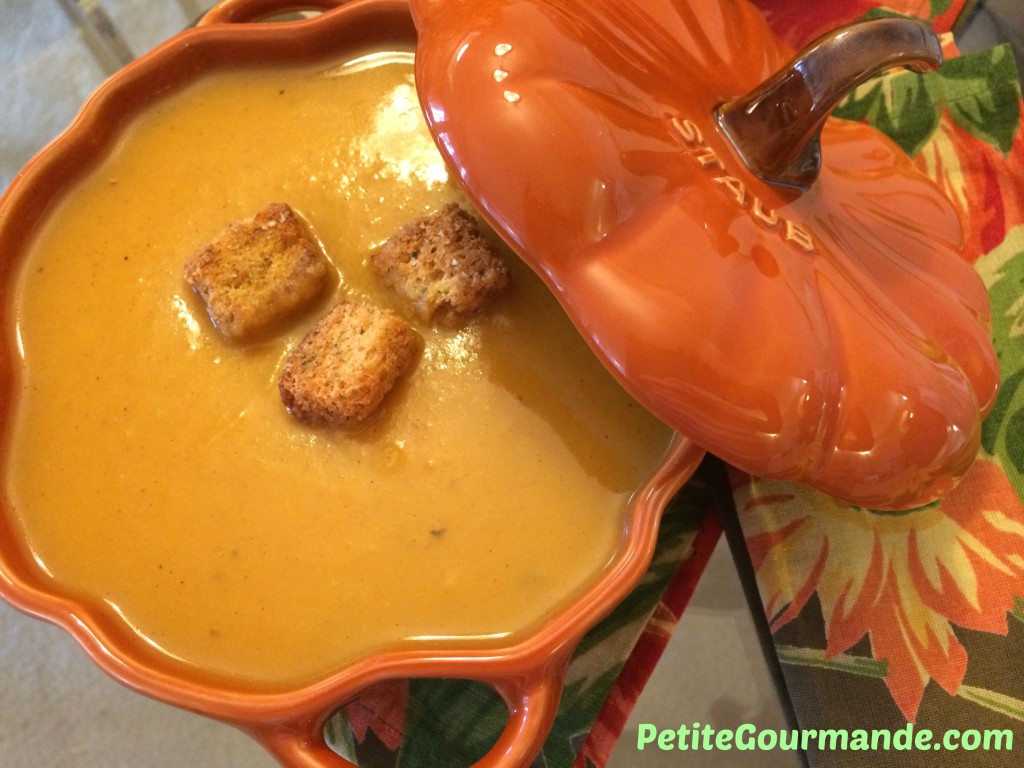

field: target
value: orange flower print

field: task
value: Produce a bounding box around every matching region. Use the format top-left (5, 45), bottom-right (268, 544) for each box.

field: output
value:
top-left (914, 101), bottom-right (1024, 264)
top-left (736, 455), bottom-right (1024, 721)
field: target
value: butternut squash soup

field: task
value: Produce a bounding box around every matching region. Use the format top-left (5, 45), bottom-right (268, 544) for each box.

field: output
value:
top-left (6, 51), bottom-right (674, 689)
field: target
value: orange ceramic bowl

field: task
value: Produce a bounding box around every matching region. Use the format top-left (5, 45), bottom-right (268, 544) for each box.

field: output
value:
top-left (0, 2), bottom-right (704, 766)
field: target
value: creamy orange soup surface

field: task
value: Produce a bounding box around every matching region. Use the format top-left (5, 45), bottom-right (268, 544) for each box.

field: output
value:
top-left (6, 51), bottom-right (674, 690)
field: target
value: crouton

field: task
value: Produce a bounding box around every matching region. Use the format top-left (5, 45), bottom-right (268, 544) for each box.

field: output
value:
top-left (278, 301), bottom-right (421, 427)
top-left (184, 203), bottom-right (329, 342)
top-left (370, 203), bottom-right (510, 325)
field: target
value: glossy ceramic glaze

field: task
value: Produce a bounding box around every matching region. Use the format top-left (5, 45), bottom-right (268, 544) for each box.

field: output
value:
top-left (411, 0), bottom-right (999, 510)
top-left (0, 3), bottom-right (706, 768)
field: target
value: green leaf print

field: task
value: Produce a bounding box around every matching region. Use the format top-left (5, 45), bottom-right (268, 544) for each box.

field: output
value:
top-left (541, 667), bottom-right (623, 767)
top-left (933, 45), bottom-right (1022, 154)
top-left (958, 685), bottom-right (1024, 722)
top-left (977, 227), bottom-right (1024, 495)
top-left (777, 645), bottom-right (888, 679)
top-left (397, 679), bottom-right (507, 767)
top-left (834, 45), bottom-right (1022, 157)
top-left (323, 711), bottom-right (360, 764)
top-left (833, 72), bottom-right (940, 157)
top-left (858, 2), bottom-right (954, 21)
top-left (392, 668), bottom-right (625, 768)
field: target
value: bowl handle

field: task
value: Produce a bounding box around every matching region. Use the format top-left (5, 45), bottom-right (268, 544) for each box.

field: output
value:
top-left (252, 668), bottom-right (566, 768)
top-left (197, 0), bottom-right (351, 26)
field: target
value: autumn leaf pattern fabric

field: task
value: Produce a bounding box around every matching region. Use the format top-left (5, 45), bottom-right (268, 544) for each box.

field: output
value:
top-left (731, 4), bottom-right (1024, 767)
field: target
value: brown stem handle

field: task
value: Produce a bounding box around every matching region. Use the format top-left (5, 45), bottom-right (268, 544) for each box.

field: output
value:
top-left (715, 17), bottom-right (942, 190)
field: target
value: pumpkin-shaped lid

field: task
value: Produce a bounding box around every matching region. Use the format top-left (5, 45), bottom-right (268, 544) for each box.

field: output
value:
top-left (410, 0), bottom-right (999, 510)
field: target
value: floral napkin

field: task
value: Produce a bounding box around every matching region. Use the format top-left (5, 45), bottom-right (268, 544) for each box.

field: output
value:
top-left (729, 1), bottom-right (1024, 766)
top-left (325, 1), bottom-right (1024, 766)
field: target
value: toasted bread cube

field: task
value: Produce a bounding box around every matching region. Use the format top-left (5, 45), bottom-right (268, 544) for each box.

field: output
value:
top-left (370, 203), bottom-right (510, 325)
top-left (184, 203), bottom-right (329, 342)
top-left (279, 301), bottom-right (421, 427)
